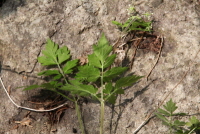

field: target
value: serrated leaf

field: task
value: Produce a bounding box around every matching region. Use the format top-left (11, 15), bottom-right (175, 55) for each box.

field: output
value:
top-left (115, 75), bottom-right (143, 89)
top-left (53, 74), bottom-right (62, 80)
top-left (157, 108), bottom-right (170, 116)
top-left (61, 80), bottom-right (98, 97)
top-left (104, 67), bottom-right (128, 82)
top-left (93, 34), bottom-right (112, 63)
top-left (56, 46), bottom-right (71, 64)
top-left (38, 39), bottom-right (59, 66)
top-left (106, 94), bottom-right (117, 104)
top-left (75, 65), bottom-right (100, 82)
top-left (186, 116), bottom-right (200, 127)
top-left (88, 53), bottom-right (101, 68)
top-left (38, 70), bottom-right (60, 76)
top-left (103, 82), bottom-right (113, 94)
top-left (115, 88), bottom-right (124, 94)
top-left (173, 120), bottom-right (185, 126)
top-left (163, 99), bottom-right (177, 115)
top-left (103, 54), bottom-right (116, 69)
top-left (23, 85), bottom-right (41, 91)
top-left (38, 56), bottom-right (57, 66)
top-left (105, 88), bottom-right (124, 103)
top-left (63, 59), bottom-right (78, 74)
top-left (155, 113), bottom-right (169, 125)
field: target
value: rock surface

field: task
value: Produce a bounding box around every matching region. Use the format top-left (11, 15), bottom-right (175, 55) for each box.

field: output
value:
top-left (0, 0), bottom-right (200, 134)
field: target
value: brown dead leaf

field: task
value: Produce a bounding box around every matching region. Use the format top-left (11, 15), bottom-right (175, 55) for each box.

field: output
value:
top-left (15, 117), bottom-right (33, 127)
top-left (78, 56), bottom-right (88, 65)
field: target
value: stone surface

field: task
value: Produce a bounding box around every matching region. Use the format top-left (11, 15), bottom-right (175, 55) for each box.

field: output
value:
top-left (0, 0), bottom-right (200, 134)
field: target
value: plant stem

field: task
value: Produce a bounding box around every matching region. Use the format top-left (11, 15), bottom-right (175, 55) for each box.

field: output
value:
top-left (56, 62), bottom-right (68, 84)
top-left (100, 101), bottom-right (105, 134)
top-left (100, 66), bottom-right (105, 134)
top-left (75, 99), bottom-right (86, 134)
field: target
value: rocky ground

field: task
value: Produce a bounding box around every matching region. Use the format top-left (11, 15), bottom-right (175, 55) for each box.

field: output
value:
top-left (0, 0), bottom-right (200, 134)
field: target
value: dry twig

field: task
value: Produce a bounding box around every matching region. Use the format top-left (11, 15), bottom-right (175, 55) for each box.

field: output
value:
top-left (0, 77), bottom-right (68, 112)
top-left (146, 36), bottom-right (164, 80)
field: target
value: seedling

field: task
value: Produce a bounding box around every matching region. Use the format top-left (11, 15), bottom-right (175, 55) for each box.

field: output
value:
top-left (112, 6), bottom-right (152, 33)
top-left (155, 99), bottom-right (200, 134)
top-left (60, 34), bottom-right (142, 133)
top-left (23, 34), bottom-right (142, 134)
top-left (23, 39), bottom-right (85, 133)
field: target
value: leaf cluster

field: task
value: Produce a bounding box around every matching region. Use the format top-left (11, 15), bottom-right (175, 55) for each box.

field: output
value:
top-left (23, 39), bottom-right (78, 102)
top-left (61, 34), bottom-right (142, 104)
top-left (112, 15), bottom-right (152, 32)
top-left (23, 35), bottom-right (142, 105)
top-left (155, 99), bottom-right (200, 134)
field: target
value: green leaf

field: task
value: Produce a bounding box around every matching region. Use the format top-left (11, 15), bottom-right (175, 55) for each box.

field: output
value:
top-left (23, 85), bottom-right (41, 91)
top-left (38, 56), bottom-right (57, 66)
top-left (38, 70), bottom-right (60, 76)
top-left (106, 94), bottom-right (117, 104)
top-left (186, 116), bottom-right (200, 127)
top-left (93, 34), bottom-right (112, 64)
top-left (103, 82), bottom-right (113, 94)
top-left (173, 112), bottom-right (187, 116)
top-left (104, 87), bottom-right (124, 104)
top-left (38, 39), bottom-right (58, 66)
top-left (103, 54), bottom-right (116, 69)
top-left (63, 59), bottom-right (78, 74)
top-left (53, 74), bottom-right (62, 80)
top-left (61, 80), bottom-right (98, 97)
top-left (56, 46), bottom-right (71, 64)
top-left (88, 53), bottom-right (101, 68)
top-left (115, 75), bottom-right (143, 89)
top-left (40, 81), bottom-right (63, 89)
top-left (163, 99), bottom-right (178, 115)
top-left (157, 108), bottom-right (170, 116)
top-left (173, 120), bottom-right (185, 127)
top-left (104, 67), bottom-right (128, 82)
top-left (75, 65), bottom-right (100, 82)
top-left (114, 88), bottom-right (124, 94)
top-left (155, 113), bottom-right (169, 125)
top-left (112, 21), bottom-right (123, 27)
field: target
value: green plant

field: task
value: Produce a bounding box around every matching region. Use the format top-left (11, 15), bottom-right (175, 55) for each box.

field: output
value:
top-left (112, 6), bottom-right (152, 33)
top-left (23, 39), bottom-right (85, 133)
top-left (155, 99), bottom-right (200, 134)
top-left (23, 34), bottom-right (142, 134)
top-left (60, 34), bottom-right (142, 134)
